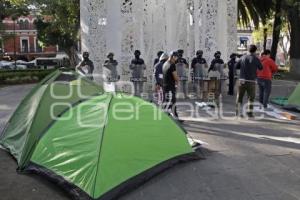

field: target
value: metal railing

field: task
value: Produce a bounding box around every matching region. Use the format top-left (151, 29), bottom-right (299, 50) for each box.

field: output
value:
top-left (20, 47), bottom-right (43, 53)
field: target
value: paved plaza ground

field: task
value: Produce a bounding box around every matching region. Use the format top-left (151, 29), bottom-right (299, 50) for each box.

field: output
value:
top-left (0, 80), bottom-right (300, 200)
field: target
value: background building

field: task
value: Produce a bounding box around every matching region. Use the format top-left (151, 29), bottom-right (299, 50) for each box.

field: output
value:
top-left (0, 15), bottom-right (57, 61)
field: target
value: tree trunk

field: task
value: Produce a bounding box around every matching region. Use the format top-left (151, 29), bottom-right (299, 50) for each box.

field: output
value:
top-left (65, 45), bottom-right (79, 68)
top-left (270, 0), bottom-right (282, 60)
top-left (288, 7), bottom-right (300, 76)
top-left (263, 28), bottom-right (268, 51)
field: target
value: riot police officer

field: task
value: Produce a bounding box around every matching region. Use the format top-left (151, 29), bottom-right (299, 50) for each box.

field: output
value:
top-left (176, 49), bottom-right (189, 98)
top-left (76, 52), bottom-right (94, 80)
top-left (103, 52), bottom-right (119, 82)
top-left (191, 50), bottom-right (208, 98)
top-left (227, 53), bottom-right (237, 95)
top-left (130, 50), bottom-right (146, 97)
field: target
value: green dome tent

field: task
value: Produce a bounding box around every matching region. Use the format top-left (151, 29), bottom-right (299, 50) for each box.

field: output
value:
top-left (0, 70), bottom-right (199, 200)
top-left (271, 83), bottom-right (300, 112)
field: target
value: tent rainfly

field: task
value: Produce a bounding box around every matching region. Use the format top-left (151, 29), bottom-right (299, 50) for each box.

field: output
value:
top-left (0, 69), bottom-right (199, 200)
top-left (271, 83), bottom-right (300, 112)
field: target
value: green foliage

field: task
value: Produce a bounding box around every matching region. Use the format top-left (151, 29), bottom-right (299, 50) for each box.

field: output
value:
top-left (238, 0), bottom-right (273, 28)
top-left (32, 0), bottom-right (80, 51)
top-left (252, 22), bottom-right (273, 43)
top-left (0, 0), bottom-right (29, 35)
top-left (0, 0), bottom-right (29, 20)
top-left (0, 69), bottom-right (55, 85)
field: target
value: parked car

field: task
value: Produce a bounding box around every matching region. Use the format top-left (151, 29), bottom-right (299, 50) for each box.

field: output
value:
top-left (0, 61), bottom-right (13, 70)
top-left (35, 55), bottom-right (69, 69)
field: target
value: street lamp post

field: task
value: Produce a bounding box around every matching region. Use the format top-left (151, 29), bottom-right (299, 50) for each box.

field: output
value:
top-left (12, 16), bottom-right (17, 69)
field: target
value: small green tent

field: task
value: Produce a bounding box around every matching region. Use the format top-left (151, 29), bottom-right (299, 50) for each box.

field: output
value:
top-left (0, 69), bottom-right (198, 200)
top-left (271, 83), bottom-right (300, 111)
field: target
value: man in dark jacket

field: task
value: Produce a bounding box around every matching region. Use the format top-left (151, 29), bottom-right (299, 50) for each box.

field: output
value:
top-left (154, 53), bottom-right (169, 105)
top-left (153, 51), bottom-right (164, 66)
top-left (163, 51), bottom-right (180, 118)
top-left (236, 45), bottom-right (263, 117)
top-left (228, 53), bottom-right (237, 96)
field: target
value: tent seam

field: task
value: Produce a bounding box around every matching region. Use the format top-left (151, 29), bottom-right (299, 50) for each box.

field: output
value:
top-left (18, 85), bottom-right (50, 168)
top-left (92, 93), bottom-right (114, 198)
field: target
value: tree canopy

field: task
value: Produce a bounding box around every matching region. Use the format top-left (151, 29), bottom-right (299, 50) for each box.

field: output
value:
top-left (32, 0), bottom-right (80, 66)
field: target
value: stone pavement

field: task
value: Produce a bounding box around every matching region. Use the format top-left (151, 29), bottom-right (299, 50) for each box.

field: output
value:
top-left (0, 81), bottom-right (300, 200)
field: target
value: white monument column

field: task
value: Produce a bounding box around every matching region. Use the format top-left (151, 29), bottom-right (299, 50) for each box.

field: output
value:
top-left (227, 0), bottom-right (238, 59)
top-left (80, 0), bottom-right (238, 83)
top-left (217, 0), bottom-right (228, 60)
top-left (203, 0), bottom-right (218, 64)
top-left (105, 0), bottom-right (122, 60)
top-left (80, 0), bottom-right (107, 82)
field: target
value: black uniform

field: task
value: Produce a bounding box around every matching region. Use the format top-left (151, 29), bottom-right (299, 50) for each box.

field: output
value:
top-left (209, 58), bottom-right (224, 73)
top-left (130, 58), bottom-right (146, 97)
top-left (227, 58), bottom-right (237, 95)
top-left (77, 59), bottom-right (95, 80)
top-left (191, 57), bottom-right (207, 79)
top-left (191, 57), bottom-right (207, 68)
top-left (163, 61), bottom-right (178, 118)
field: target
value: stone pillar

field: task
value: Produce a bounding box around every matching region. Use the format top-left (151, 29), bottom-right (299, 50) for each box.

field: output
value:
top-left (194, 0), bottom-right (205, 55)
top-left (203, 0), bottom-right (218, 64)
top-left (227, 0), bottom-right (238, 59)
top-left (217, 0), bottom-right (228, 61)
top-left (80, 0), bottom-right (238, 83)
top-left (80, 0), bottom-right (107, 82)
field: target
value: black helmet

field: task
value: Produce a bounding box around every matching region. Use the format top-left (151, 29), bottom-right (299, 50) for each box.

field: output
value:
top-left (107, 52), bottom-right (114, 58)
top-left (230, 53), bottom-right (236, 59)
top-left (83, 52), bottom-right (89, 57)
top-left (157, 51), bottom-right (164, 57)
top-left (177, 49), bottom-right (184, 55)
top-left (196, 50), bottom-right (203, 56)
top-left (134, 50), bottom-right (141, 56)
top-left (214, 51), bottom-right (221, 57)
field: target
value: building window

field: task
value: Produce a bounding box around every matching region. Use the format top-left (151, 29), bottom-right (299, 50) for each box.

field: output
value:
top-left (0, 38), bottom-right (3, 53)
top-left (24, 20), bottom-right (29, 29)
top-left (18, 19), bottom-right (30, 30)
top-left (21, 38), bottom-right (29, 53)
top-left (36, 38), bottom-right (42, 52)
top-left (18, 20), bottom-right (24, 29)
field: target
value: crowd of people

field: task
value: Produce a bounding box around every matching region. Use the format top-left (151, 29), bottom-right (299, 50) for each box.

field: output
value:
top-left (76, 44), bottom-right (278, 119)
